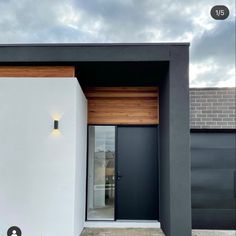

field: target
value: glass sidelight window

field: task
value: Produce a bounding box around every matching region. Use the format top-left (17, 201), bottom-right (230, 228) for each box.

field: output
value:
top-left (87, 126), bottom-right (115, 220)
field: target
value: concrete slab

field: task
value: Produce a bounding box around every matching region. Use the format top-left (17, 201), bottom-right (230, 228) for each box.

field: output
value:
top-left (80, 228), bottom-right (164, 236)
top-left (81, 228), bottom-right (236, 236)
top-left (192, 230), bottom-right (236, 236)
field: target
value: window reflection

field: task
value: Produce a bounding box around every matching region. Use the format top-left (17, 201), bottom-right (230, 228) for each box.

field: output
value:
top-left (87, 126), bottom-right (115, 220)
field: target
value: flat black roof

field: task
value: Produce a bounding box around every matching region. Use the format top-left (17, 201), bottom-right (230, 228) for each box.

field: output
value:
top-left (0, 43), bottom-right (190, 46)
top-left (0, 43), bottom-right (189, 63)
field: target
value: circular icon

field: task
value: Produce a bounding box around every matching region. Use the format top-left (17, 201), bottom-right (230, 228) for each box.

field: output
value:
top-left (7, 226), bottom-right (22, 236)
top-left (211, 5), bottom-right (230, 20)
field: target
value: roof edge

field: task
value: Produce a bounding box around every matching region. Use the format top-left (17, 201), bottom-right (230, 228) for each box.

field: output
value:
top-left (0, 42), bottom-right (190, 47)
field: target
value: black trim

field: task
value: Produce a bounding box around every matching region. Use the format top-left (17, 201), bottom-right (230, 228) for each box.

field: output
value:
top-left (157, 125), bottom-right (160, 221)
top-left (115, 125), bottom-right (118, 221)
top-left (85, 125), bottom-right (89, 221)
top-left (191, 129), bottom-right (236, 133)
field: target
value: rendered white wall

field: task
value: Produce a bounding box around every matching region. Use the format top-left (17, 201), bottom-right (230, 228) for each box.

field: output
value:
top-left (75, 82), bottom-right (87, 235)
top-left (0, 77), bottom-right (87, 236)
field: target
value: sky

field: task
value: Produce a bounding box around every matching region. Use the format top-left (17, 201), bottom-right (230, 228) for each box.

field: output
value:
top-left (0, 0), bottom-right (235, 87)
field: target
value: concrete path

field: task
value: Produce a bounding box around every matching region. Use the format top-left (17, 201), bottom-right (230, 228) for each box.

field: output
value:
top-left (81, 228), bottom-right (163, 236)
top-left (81, 228), bottom-right (236, 236)
top-left (192, 230), bottom-right (236, 236)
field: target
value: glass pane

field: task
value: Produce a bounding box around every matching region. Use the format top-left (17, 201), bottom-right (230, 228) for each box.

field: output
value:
top-left (87, 126), bottom-right (115, 220)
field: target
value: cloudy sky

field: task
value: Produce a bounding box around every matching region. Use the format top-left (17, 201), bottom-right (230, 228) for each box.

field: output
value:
top-left (0, 0), bottom-right (235, 87)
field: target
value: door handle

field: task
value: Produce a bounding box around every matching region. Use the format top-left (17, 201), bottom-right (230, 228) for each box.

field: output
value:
top-left (117, 171), bottom-right (123, 180)
top-left (234, 170), bottom-right (236, 198)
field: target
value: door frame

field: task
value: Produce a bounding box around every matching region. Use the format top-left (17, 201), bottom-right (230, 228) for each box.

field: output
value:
top-left (85, 124), bottom-right (159, 221)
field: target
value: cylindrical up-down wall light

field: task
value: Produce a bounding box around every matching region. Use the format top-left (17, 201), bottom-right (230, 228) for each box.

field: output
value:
top-left (54, 120), bottom-right (59, 130)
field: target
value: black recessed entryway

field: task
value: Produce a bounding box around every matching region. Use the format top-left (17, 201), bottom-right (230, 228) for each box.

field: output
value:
top-left (116, 126), bottom-right (158, 220)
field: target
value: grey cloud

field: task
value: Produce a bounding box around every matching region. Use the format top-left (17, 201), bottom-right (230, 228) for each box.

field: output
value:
top-left (0, 0), bottom-right (231, 43)
top-left (74, 0), bottom-right (195, 42)
top-left (191, 20), bottom-right (235, 65)
top-left (0, 0), bottom-right (61, 42)
top-left (73, 0), bottom-right (157, 42)
top-left (31, 27), bottom-right (88, 43)
top-left (190, 19), bottom-right (235, 87)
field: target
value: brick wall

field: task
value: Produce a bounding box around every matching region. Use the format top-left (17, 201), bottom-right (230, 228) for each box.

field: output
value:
top-left (190, 88), bottom-right (236, 129)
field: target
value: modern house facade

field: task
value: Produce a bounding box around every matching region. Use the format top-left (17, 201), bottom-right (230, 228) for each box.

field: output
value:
top-left (1, 44), bottom-right (234, 236)
top-left (0, 43), bottom-right (191, 236)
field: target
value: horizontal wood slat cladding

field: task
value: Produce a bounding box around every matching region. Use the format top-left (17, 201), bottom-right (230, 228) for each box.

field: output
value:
top-left (85, 87), bottom-right (159, 125)
top-left (0, 66), bottom-right (75, 77)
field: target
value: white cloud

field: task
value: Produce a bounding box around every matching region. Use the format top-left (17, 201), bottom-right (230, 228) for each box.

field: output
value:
top-left (215, 67), bottom-right (236, 87)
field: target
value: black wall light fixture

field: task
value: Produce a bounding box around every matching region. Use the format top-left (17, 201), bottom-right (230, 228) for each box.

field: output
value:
top-left (54, 120), bottom-right (59, 130)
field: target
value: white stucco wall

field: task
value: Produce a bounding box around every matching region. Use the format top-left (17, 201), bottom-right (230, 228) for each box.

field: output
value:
top-left (0, 77), bottom-right (87, 236)
top-left (75, 82), bottom-right (87, 235)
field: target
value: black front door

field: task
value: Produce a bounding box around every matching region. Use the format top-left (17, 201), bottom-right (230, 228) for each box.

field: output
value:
top-left (116, 126), bottom-right (158, 220)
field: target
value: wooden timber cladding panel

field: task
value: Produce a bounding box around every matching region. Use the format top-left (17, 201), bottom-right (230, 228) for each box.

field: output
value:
top-left (84, 87), bottom-right (159, 125)
top-left (0, 66), bottom-right (75, 77)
